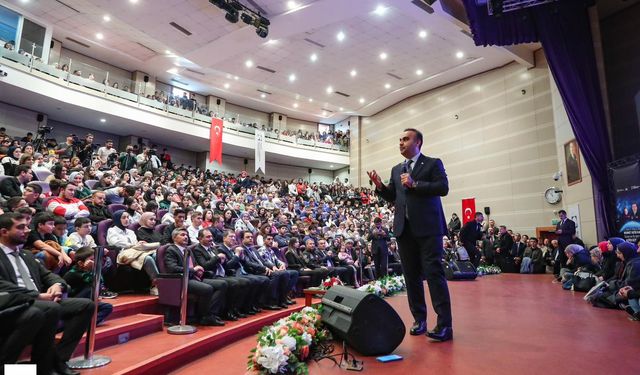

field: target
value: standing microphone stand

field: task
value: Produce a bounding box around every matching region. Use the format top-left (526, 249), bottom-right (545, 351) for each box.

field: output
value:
top-left (168, 247), bottom-right (197, 335)
top-left (68, 246), bottom-right (112, 369)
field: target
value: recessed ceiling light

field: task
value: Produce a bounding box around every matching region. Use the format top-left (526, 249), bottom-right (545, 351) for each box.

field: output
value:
top-left (379, 52), bottom-right (388, 60)
top-left (224, 83), bottom-right (230, 89)
top-left (330, 165), bottom-right (334, 168)
top-left (234, 76), bottom-right (239, 80)
top-left (167, 68), bottom-right (178, 74)
top-left (287, 1), bottom-right (299, 10)
top-left (326, 86), bottom-right (333, 94)
top-left (293, 103), bottom-right (299, 108)
top-left (265, 39), bottom-right (278, 45)
top-left (96, 33), bottom-right (104, 40)
top-left (474, 85), bottom-right (482, 92)
top-left (456, 51), bottom-right (465, 59)
top-left (336, 31), bottom-right (345, 42)
top-left (165, 50), bottom-right (172, 54)
top-left (245, 59), bottom-right (254, 68)
top-left (308, 98), bottom-right (313, 102)
top-left (339, 107), bottom-right (344, 111)
top-left (359, 98), bottom-right (365, 104)
top-left (416, 69), bottom-right (423, 76)
top-left (261, 93), bottom-right (266, 98)
top-left (322, 111), bottom-right (328, 116)
top-left (100, 118), bottom-right (106, 123)
top-left (418, 30), bottom-right (428, 39)
top-left (350, 69), bottom-right (357, 77)
top-left (384, 83), bottom-right (391, 89)
top-left (520, 72), bottom-right (530, 80)
top-left (129, 0), bottom-right (138, 3)
top-left (374, 5), bottom-right (388, 16)
top-left (289, 73), bottom-right (296, 82)
top-left (310, 53), bottom-right (317, 62)
top-left (103, 15), bottom-right (111, 22)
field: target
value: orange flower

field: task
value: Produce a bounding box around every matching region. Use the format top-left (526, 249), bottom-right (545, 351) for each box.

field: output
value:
top-left (301, 345), bottom-right (310, 359)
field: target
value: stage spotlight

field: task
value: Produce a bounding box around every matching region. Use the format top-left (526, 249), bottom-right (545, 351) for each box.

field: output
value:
top-left (225, 10), bottom-right (239, 23)
top-left (256, 26), bottom-right (269, 38)
top-left (241, 12), bottom-right (254, 25)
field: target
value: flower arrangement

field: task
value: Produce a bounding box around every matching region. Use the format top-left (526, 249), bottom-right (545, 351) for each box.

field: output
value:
top-left (477, 265), bottom-right (502, 275)
top-left (357, 275), bottom-right (406, 297)
top-left (320, 276), bottom-right (343, 290)
top-left (248, 306), bottom-right (330, 374)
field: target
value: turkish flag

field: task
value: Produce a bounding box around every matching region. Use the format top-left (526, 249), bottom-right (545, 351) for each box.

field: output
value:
top-left (461, 198), bottom-right (476, 225)
top-left (209, 118), bottom-right (223, 165)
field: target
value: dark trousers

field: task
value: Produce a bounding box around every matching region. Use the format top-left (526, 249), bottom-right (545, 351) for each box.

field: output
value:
top-left (464, 242), bottom-right (481, 268)
top-left (239, 273), bottom-right (270, 309)
top-left (295, 268), bottom-right (328, 287)
top-left (74, 287), bottom-right (113, 325)
top-left (284, 269), bottom-right (299, 295)
top-left (267, 271), bottom-right (289, 305)
top-left (329, 266), bottom-right (354, 285)
top-left (218, 276), bottom-right (250, 313)
top-left (188, 278), bottom-right (227, 318)
top-left (397, 220), bottom-right (452, 328)
top-left (372, 245), bottom-right (389, 279)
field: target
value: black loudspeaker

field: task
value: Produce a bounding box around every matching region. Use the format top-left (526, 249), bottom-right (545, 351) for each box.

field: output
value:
top-left (143, 75), bottom-right (149, 83)
top-left (308, 168), bottom-right (312, 174)
top-left (216, 99), bottom-right (221, 105)
top-left (243, 158), bottom-right (248, 165)
top-left (36, 114), bottom-right (44, 122)
top-left (50, 40), bottom-right (54, 48)
top-left (484, 206), bottom-right (491, 215)
top-left (278, 115), bottom-right (282, 121)
top-left (444, 260), bottom-right (477, 280)
top-left (321, 286), bottom-right (405, 356)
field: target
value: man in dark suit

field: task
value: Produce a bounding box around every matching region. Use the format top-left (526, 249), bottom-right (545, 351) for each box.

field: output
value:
top-left (510, 233), bottom-right (526, 272)
top-left (192, 228), bottom-right (250, 320)
top-left (495, 225), bottom-right (514, 272)
top-left (164, 228), bottom-right (226, 326)
top-left (0, 213), bottom-right (93, 375)
top-left (555, 209), bottom-right (576, 251)
top-left (367, 217), bottom-right (390, 279)
top-left (481, 227), bottom-right (497, 265)
top-left (459, 212), bottom-right (484, 268)
top-left (0, 164), bottom-right (33, 198)
top-left (367, 128), bottom-right (452, 342)
top-left (217, 229), bottom-right (268, 314)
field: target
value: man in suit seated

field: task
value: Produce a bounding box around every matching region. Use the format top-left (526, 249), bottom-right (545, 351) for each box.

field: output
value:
top-left (317, 238), bottom-right (353, 285)
top-left (164, 228), bottom-right (227, 326)
top-left (216, 229), bottom-right (268, 314)
top-left (0, 212), bottom-right (93, 375)
top-left (192, 228), bottom-right (251, 320)
top-left (238, 230), bottom-right (289, 309)
top-left (0, 164), bottom-right (34, 198)
top-left (257, 234), bottom-right (298, 304)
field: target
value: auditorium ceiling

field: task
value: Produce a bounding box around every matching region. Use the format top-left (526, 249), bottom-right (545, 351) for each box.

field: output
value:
top-left (7, 0), bottom-right (537, 123)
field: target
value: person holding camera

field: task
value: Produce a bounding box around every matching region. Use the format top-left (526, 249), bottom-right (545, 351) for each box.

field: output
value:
top-left (76, 133), bottom-right (95, 166)
top-left (97, 140), bottom-right (116, 166)
top-left (54, 134), bottom-right (75, 158)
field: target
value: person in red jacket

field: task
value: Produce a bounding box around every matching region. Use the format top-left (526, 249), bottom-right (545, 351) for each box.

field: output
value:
top-left (47, 181), bottom-right (90, 227)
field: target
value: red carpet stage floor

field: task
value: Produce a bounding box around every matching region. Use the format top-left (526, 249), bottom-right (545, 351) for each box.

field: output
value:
top-left (172, 274), bottom-right (640, 375)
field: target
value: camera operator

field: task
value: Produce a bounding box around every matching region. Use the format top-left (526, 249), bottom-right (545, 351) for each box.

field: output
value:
top-left (97, 139), bottom-right (117, 165)
top-left (54, 133), bottom-right (75, 158)
top-left (119, 145), bottom-right (138, 171)
top-left (77, 133), bottom-right (96, 166)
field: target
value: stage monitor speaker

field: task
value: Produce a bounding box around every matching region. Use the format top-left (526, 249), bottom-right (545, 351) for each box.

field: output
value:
top-left (484, 206), bottom-right (491, 216)
top-left (216, 99), bottom-right (221, 105)
top-left (321, 285), bottom-right (405, 356)
top-left (36, 114), bottom-right (44, 122)
top-left (143, 75), bottom-right (149, 83)
top-left (278, 115), bottom-right (282, 121)
top-left (243, 158), bottom-right (248, 165)
top-left (308, 168), bottom-right (312, 174)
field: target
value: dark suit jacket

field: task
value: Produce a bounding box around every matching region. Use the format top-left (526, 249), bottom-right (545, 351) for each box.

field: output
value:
top-left (216, 244), bottom-right (242, 276)
top-left (241, 246), bottom-right (266, 275)
top-left (511, 242), bottom-right (526, 258)
top-left (285, 249), bottom-right (307, 270)
top-left (0, 177), bottom-right (22, 198)
top-left (376, 154), bottom-right (448, 237)
top-left (164, 245), bottom-right (196, 278)
top-left (556, 219), bottom-right (576, 247)
top-left (497, 233), bottom-right (514, 256)
top-left (459, 221), bottom-right (483, 246)
top-left (0, 248), bottom-right (66, 297)
top-left (192, 244), bottom-right (223, 274)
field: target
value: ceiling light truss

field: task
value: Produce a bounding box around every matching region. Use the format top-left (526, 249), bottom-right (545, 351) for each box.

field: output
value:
top-left (209, 0), bottom-right (270, 38)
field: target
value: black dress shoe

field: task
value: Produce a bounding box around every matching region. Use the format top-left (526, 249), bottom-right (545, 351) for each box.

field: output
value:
top-left (55, 361), bottom-right (80, 375)
top-left (262, 304), bottom-right (281, 311)
top-left (279, 303), bottom-right (289, 309)
top-left (222, 313), bottom-right (238, 321)
top-left (200, 315), bottom-right (226, 326)
top-left (409, 321), bottom-right (426, 336)
top-left (233, 310), bottom-right (248, 318)
top-left (252, 306), bottom-right (263, 313)
top-left (426, 326), bottom-right (453, 342)
top-left (244, 309), bottom-right (256, 315)
top-left (286, 299), bottom-right (296, 305)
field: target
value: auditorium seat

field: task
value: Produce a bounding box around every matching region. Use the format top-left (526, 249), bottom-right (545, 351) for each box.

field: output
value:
top-left (85, 179), bottom-right (98, 189)
top-left (155, 244), bottom-right (196, 324)
top-left (108, 204), bottom-right (127, 214)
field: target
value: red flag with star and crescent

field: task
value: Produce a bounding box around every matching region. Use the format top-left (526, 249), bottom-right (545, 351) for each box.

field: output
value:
top-left (462, 198), bottom-right (476, 225)
top-left (209, 118), bottom-right (223, 165)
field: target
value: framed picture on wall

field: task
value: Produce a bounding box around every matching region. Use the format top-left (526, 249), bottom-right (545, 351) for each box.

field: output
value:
top-left (564, 139), bottom-right (582, 186)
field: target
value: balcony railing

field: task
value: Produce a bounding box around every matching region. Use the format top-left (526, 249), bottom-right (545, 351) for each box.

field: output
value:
top-left (0, 44), bottom-right (350, 154)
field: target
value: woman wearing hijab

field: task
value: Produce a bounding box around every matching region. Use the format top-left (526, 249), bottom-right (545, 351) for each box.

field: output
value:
top-left (107, 210), bottom-right (159, 295)
top-left (136, 212), bottom-right (162, 243)
top-left (596, 238), bottom-right (624, 282)
top-left (70, 172), bottom-right (92, 200)
top-left (1, 146), bottom-right (21, 176)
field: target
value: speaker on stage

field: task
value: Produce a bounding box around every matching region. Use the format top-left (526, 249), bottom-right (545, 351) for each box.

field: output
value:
top-left (321, 285), bottom-right (405, 356)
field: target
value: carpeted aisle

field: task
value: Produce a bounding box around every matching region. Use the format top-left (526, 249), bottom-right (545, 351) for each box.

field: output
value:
top-left (173, 274), bottom-right (640, 375)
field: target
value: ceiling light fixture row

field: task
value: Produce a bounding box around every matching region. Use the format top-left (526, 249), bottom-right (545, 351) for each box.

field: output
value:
top-left (209, 0), bottom-right (270, 38)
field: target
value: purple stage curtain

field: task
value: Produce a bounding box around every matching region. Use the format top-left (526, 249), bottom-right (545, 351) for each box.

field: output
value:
top-left (462, 0), bottom-right (614, 237)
